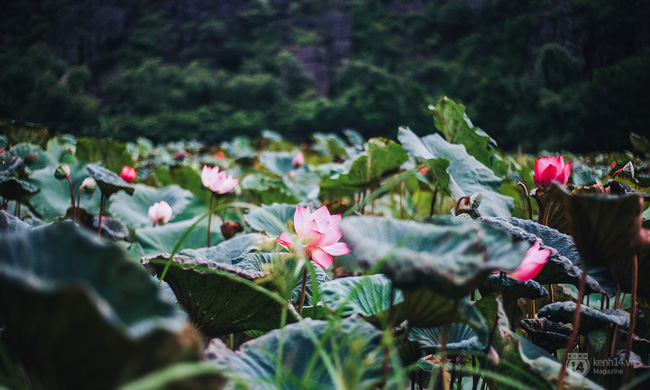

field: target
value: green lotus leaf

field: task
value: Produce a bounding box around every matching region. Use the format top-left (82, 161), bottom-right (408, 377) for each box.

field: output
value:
top-left (0, 210), bottom-right (32, 233)
top-left (232, 252), bottom-right (330, 307)
top-left (398, 127), bottom-right (513, 217)
top-left (259, 151), bottom-right (296, 176)
top-left (537, 301), bottom-right (630, 332)
top-left (142, 253), bottom-right (299, 336)
top-left (281, 166), bottom-right (321, 201)
top-left (0, 153), bottom-right (25, 176)
top-left (479, 273), bottom-right (548, 307)
top-left (10, 143), bottom-right (54, 170)
top-left (320, 138), bottom-right (408, 191)
top-left (153, 165), bottom-right (211, 204)
top-left (109, 184), bottom-right (193, 228)
top-left (245, 203), bottom-right (296, 236)
top-left (519, 318), bottom-right (574, 353)
top-left (221, 136), bottom-right (256, 160)
top-left (242, 173), bottom-right (299, 205)
top-left (409, 323), bottom-right (484, 353)
top-left (46, 134), bottom-right (77, 163)
top-left (479, 216), bottom-right (617, 295)
top-left (27, 161), bottom-right (101, 221)
top-left (76, 138), bottom-right (135, 172)
top-left (320, 274), bottom-right (406, 327)
top-left (312, 132), bottom-right (349, 159)
top-left (0, 222), bottom-right (202, 390)
top-left (339, 215), bottom-right (530, 298)
top-left (0, 175), bottom-right (39, 200)
top-left (429, 96), bottom-right (506, 176)
top-left (135, 215), bottom-right (223, 256)
top-left (92, 215), bottom-right (131, 241)
top-left (630, 132), bottom-right (650, 158)
top-left (86, 164), bottom-right (135, 197)
top-left (180, 233), bottom-right (270, 261)
top-left (0, 120), bottom-right (49, 147)
top-left (204, 316), bottom-right (401, 389)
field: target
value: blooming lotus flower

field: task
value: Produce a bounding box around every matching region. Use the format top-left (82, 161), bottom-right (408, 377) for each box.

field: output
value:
top-left (120, 166), bottom-right (137, 183)
top-left (148, 201), bottom-right (172, 225)
top-left (507, 241), bottom-right (551, 281)
top-left (277, 205), bottom-right (350, 269)
top-left (201, 165), bottom-right (238, 194)
top-left (533, 156), bottom-right (571, 189)
top-left (292, 151), bottom-right (305, 167)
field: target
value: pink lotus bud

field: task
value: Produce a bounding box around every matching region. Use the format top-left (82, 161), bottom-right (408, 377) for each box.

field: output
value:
top-left (507, 241), bottom-right (551, 281)
top-left (277, 205), bottom-right (350, 269)
top-left (216, 151), bottom-right (226, 160)
top-left (120, 166), bottom-right (137, 183)
top-left (533, 156), bottom-right (571, 189)
top-left (487, 346), bottom-right (500, 367)
top-left (148, 201), bottom-right (172, 225)
top-left (292, 151), bottom-right (305, 167)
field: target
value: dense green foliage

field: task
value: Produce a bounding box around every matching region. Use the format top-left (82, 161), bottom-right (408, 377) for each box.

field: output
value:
top-left (0, 0), bottom-right (648, 151)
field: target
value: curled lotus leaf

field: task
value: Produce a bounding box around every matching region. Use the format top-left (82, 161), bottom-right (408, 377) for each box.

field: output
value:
top-left (479, 216), bottom-right (616, 295)
top-left (339, 215), bottom-right (530, 298)
top-left (537, 301), bottom-right (630, 333)
top-left (409, 323), bottom-right (484, 353)
top-left (479, 273), bottom-right (548, 307)
top-left (0, 175), bottom-right (40, 200)
top-left (86, 164), bottom-right (135, 197)
top-left (519, 318), bottom-right (574, 353)
top-left (204, 316), bottom-right (399, 389)
top-left (180, 233), bottom-right (270, 261)
top-left (0, 210), bottom-right (32, 233)
top-left (320, 274), bottom-right (405, 327)
top-left (0, 222), bottom-right (202, 390)
top-left (142, 252), bottom-right (300, 336)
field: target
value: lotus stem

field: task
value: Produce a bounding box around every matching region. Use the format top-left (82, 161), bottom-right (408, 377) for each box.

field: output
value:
top-left (549, 284), bottom-right (555, 303)
top-left (13, 200), bottom-right (20, 217)
top-left (517, 181), bottom-right (532, 220)
top-left (440, 300), bottom-right (459, 390)
top-left (532, 191), bottom-right (545, 224)
top-left (207, 192), bottom-right (215, 247)
top-left (76, 185), bottom-right (83, 223)
top-left (400, 182), bottom-right (405, 219)
top-left (455, 196), bottom-right (469, 214)
top-left (622, 255), bottom-right (638, 383)
top-left (609, 324), bottom-right (619, 359)
top-left (483, 272), bottom-right (505, 385)
top-left (66, 175), bottom-right (76, 219)
top-left (614, 290), bottom-right (621, 309)
top-left (97, 192), bottom-right (105, 237)
top-left (557, 265), bottom-right (588, 390)
top-left (600, 294), bottom-right (605, 310)
top-left (429, 189), bottom-right (438, 217)
top-left (333, 256), bottom-right (338, 279)
top-left (298, 268), bottom-right (308, 315)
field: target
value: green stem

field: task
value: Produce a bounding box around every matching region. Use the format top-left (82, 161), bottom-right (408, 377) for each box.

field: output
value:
top-left (298, 268), bottom-right (308, 315)
top-left (76, 185), bottom-right (82, 223)
top-left (207, 192), bottom-right (215, 247)
top-left (557, 265), bottom-right (588, 390)
top-left (517, 181), bottom-right (532, 220)
top-left (441, 300), bottom-right (459, 390)
top-left (66, 175), bottom-right (76, 220)
top-left (97, 192), bottom-right (105, 237)
top-left (622, 255), bottom-right (638, 383)
top-left (429, 189), bottom-right (438, 218)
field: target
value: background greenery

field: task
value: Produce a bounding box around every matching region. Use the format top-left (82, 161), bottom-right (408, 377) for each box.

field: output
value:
top-left (1, 0), bottom-right (648, 152)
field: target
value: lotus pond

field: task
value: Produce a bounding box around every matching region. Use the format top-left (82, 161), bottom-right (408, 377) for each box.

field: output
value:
top-left (2, 97), bottom-right (650, 389)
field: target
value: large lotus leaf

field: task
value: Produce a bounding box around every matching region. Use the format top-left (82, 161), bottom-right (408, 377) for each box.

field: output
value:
top-left (46, 134), bottom-right (77, 163)
top-left (537, 301), bottom-right (630, 332)
top-left (259, 151), bottom-right (296, 176)
top-left (87, 164), bottom-right (135, 197)
top-left (142, 253), bottom-right (298, 336)
top-left (320, 274), bottom-right (406, 327)
top-left (135, 215), bottom-right (223, 256)
top-left (116, 361), bottom-right (227, 390)
top-left (180, 233), bottom-right (270, 261)
top-left (429, 96), bottom-right (506, 176)
top-left (245, 203), bottom-right (296, 236)
top-left (242, 173), bottom-right (299, 205)
top-left (554, 188), bottom-right (646, 268)
top-left (0, 120), bottom-right (49, 147)
top-left (339, 215), bottom-right (530, 298)
top-left (232, 252), bottom-right (330, 307)
top-left (0, 222), bottom-right (202, 390)
top-left (0, 210), bottom-right (32, 233)
top-left (312, 132), bottom-right (348, 159)
top-left (204, 316), bottom-right (401, 389)
top-left (479, 216), bottom-right (617, 295)
top-left (630, 132), bottom-right (650, 158)
top-left (282, 166), bottom-right (321, 201)
top-left (10, 143), bottom-right (54, 170)
top-left (27, 161), bottom-right (101, 221)
top-left (109, 184), bottom-right (193, 228)
top-left (478, 273), bottom-right (548, 307)
top-left (0, 153), bottom-right (25, 176)
top-left (0, 175), bottom-right (39, 200)
top-left (409, 323), bottom-right (484, 353)
top-left (221, 136), bottom-right (256, 160)
top-left (398, 127), bottom-right (512, 217)
top-left (75, 138), bottom-right (134, 172)
top-left (320, 138), bottom-right (408, 191)
top-left (519, 318), bottom-right (573, 353)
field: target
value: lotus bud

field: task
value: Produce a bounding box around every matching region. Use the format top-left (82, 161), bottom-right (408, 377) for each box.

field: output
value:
top-left (469, 192), bottom-right (482, 209)
top-left (487, 346), bottom-right (500, 367)
top-left (81, 177), bottom-right (97, 194)
top-left (23, 152), bottom-right (39, 165)
top-left (221, 220), bottom-right (244, 240)
top-left (120, 166), bottom-right (137, 183)
top-left (55, 164), bottom-right (71, 180)
top-left (292, 151), bottom-right (305, 167)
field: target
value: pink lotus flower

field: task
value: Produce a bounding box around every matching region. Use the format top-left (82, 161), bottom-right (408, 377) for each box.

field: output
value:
top-left (148, 201), bottom-right (172, 225)
top-left (507, 241), bottom-right (551, 281)
top-left (292, 151), bottom-right (305, 167)
top-left (277, 205), bottom-right (350, 269)
top-left (201, 165), bottom-right (238, 194)
top-left (120, 166), bottom-right (137, 183)
top-left (533, 156), bottom-right (571, 189)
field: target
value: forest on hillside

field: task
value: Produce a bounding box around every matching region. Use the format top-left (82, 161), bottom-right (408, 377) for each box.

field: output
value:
top-left (1, 0), bottom-right (649, 152)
